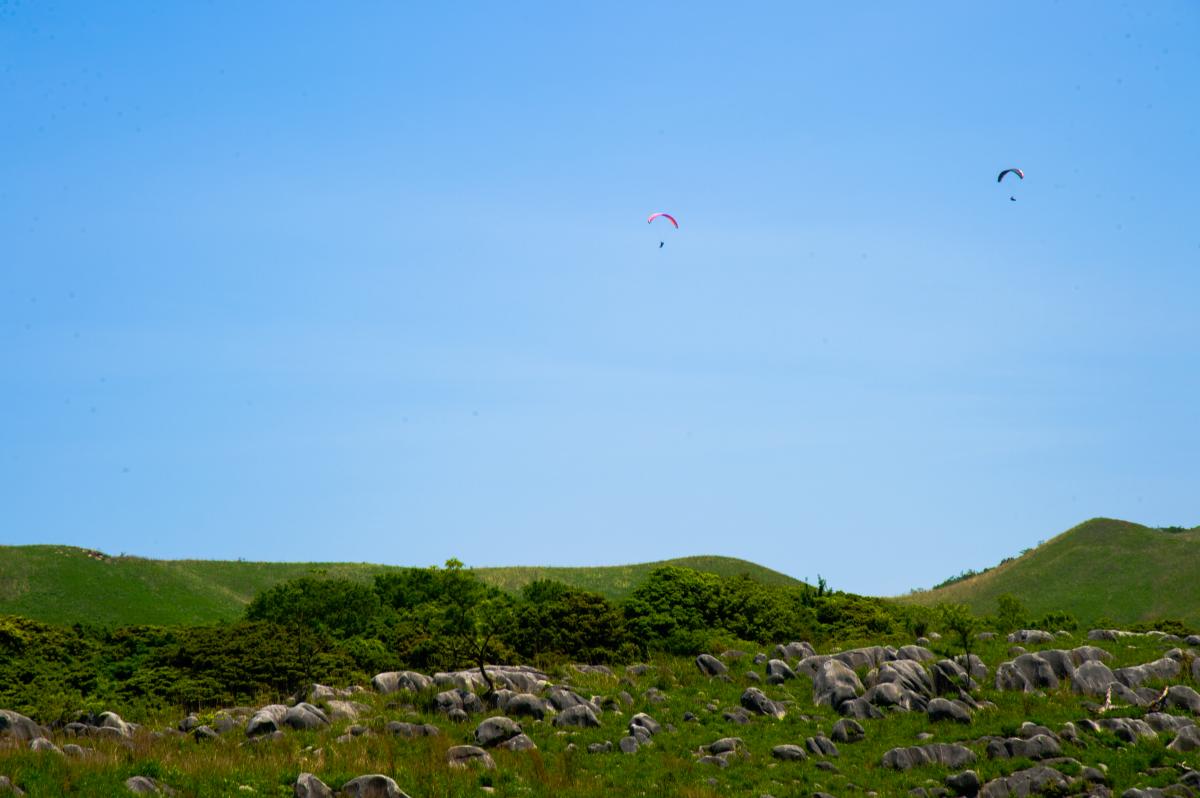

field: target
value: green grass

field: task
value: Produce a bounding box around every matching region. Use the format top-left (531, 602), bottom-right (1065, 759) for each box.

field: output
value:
top-left (0, 633), bottom-right (1194, 797)
top-left (0, 546), bottom-right (800, 627)
top-left (900, 518), bottom-right (1200, 627)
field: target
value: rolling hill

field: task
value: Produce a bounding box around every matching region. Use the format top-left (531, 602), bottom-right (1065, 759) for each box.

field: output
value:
top-left (0, 545), bottom-right (801, 627)
top-left (901, 518), bottom-right (1200, 627)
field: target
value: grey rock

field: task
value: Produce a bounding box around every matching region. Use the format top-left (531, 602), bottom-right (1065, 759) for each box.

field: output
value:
top-left (1012, 653), bottom-right (1058, 689)
top-left (813, 659), bottom-right (865, 707)
top-left (805, 735), bottom-right (838, 757)
top-left (771, 744), bottom-right (808, 761)
top-left (831, 718), bottom-right (865, 743)
top-left (62, 743), bottom-right (94, 756)
top-left (246, 704), bottom-right (288, 737)
top-left (766, 659), bottom-right (796, 684)
top-left (0, 710), bottom-right (44, 742)
top-left (978, 765), bottom-right (1068, 797)
top-left (838, 697), bottom-right (884, 719)
top-left (723, 707), bottom-right (752, 724)
top-left (741, 687), bottom-right (786, 719)
top-left (1072, 660), bottom-right (1118, 696)
top-left (706, 736), bottom-right (743, 755)
top-left (1096, 717), bottom-right (1158, 742)
top-left (1069, 645), bottom-right (1113, 664)
top-left (882, 743), bottom-right (977, 771)
top-left (124, 776), bottom-right (175, 795)
top-left (985, 735), bottom-right (1061, 760)
top-left (697, 754), bottom-right (728, 767)
top-left (371, 671), bottom-right (432, 694)
top-left (325, 700), bottom-right (367, 722)
top-left (1114, 657), bottom-right (1181, 688)
top-left (872, 659), bottom-right (935, 699)
top-left (446, 745), bottom-right (495, 769)
top-left (29, 737), bottom-right (61, 754)
top-left (932, 659), bottom-right (977, 695)
top-left (498, 733), bottom-right (537, 751)
top-left (696, 653), bottom-right (727, 676)
top-left (0, 775), bottom-right (23, 795)
top-left (474, 716), bottom-right (522, 747)
top-left (618, 735), bottom-right (639, 753)
top-left (546, 686), bottom-right (598, 713)
top-left (927, 698), bottom-right (972, 724)
top-left (587, 741), bottom-right (613, 753)
top-left (294, 773), bottom-right (333, 798)
top-left (945, 770), bottom-right (981, 797)
top-left (553, 704), bottom-right (600, 728)
top-left (339, 774), bottom-right (411, 797)
top-left (283, 703), bottom-right (329, 730)
top-left (1007, 630), bottom-right (1054, 645)
top-left (629, 712), bottom-right (661, 736)
top-left (1036, 649), bottom-right (1076, 680)
top-left (775, 641), bottom-right (816, 660)
top-left (1166, 685), bottom-right (1200, 714)
top-left (897, 644), bottom-right (936, 662)
top-left (1168, 725), bottom-right (1200, 753)
top-left (191, 725), bottom-right (219, 741)
top-left (385, 721), bottom-right (439, 737)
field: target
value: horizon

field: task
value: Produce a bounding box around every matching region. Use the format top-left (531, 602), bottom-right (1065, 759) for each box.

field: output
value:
top-left (3, 3), bottom-right (1199, 596)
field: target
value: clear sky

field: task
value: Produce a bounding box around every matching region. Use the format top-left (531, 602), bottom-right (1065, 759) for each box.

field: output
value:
top-left (2, 2), bottom-right (1198, 596)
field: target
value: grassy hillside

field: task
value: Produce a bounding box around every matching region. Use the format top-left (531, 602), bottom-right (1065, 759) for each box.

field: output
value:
top-left (901, 518), bottom-right (1200, 627)
top-left (0, 545), bottom-right (800, 627)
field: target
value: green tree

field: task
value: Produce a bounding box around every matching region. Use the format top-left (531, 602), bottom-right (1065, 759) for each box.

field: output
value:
top-left (436, 559), bottom-right (513, 697)
top-left (995, 594), bottom-right (1027, 632)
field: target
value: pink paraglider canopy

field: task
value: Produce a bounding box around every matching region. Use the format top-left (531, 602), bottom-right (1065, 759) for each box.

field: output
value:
top-left (647, 212), bottom-right (679, 228)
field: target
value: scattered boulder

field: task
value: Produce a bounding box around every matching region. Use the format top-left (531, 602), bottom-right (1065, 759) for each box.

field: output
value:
top-left (897, 644), bottom-right (936, 662)
top-left (741, 687), bottom-right (786, 719)
top-left (446, 745), bottom-right (496, 769)
top-left (1114, 657), bottom-right (1181, 688)
top-left (385, 721), bottom-right (439, 737)
top-left (831, 718), bottom-right (865, 743)
top-left (434, 689), bottom-right (484, 715)
top-left (474, 716), bottom-right (522, 748)
top-left (0, 775), bottom-right (23, 795)
top-left (978, 765), bottom-right (1068, 797)
top-left (553, 705), bottom-right (601, 728)
top-left (775, 641), bottom-right (816, 660)
top-left (1070, 645), bottom-right (1112, 664)
top-left (618, 735), bottom-right (639, 754)
top-left (985, 735), bottom-right (1061, 760)
top-left (0, 710), bottom-right (44, 742)
top-left (771, 744), bottom-right (808, 761)
top-left (882, 743), bottom-right (977, 771)
top-left (1073, 660), bottom-right (1119, 696)
top-left (587, 741), bottom-right (613, 754)
top-left (283, 703), bottom-right (329, 730)
top-left (927, 698), bottom-right (972, 724)
top-left (1168, 725), bottom-right (1200, 753)
top-left (498, 733), bottom-right (537, 752)
top-left (1008, 630), bottom-right (1054, 645)
top-left (945, 770), bottom-right (981, 797)
top-left (837, 697), bottom-right (884, 719)
top-left (696, 654), bottom-right (727, 677)
top-left (932, 659), bottom-right (977, 695)
top-left (371, 671), bottom-right (432, 694)
top-left (246, 705), bottom-right (288, 737)
top-left (294, 773), bottom-right (333, 798)
top-left (706, 737), bottom-right (744, 755)
top-left (339, 774), bottom-right (411, 797)
top-left (29, 737), bottom-right (61, 754)
top-left (805, 735), bottom-right (839, 757)
top-left (124, 776), bottom-right (175, 795)
top-left (504, 693), bottom-right (547, 720)
top-left (1165, 685), bottom-right (1200, 714)
top-left (629, 712), bottom-right (661, 737)
top-left (813, 659), bottom-right (864, 707)
top-left (766, 659), bottom-right (796, 684)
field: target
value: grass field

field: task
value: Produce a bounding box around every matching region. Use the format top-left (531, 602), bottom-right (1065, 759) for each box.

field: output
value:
top-left (901, 518), bottom-right (1200, 627)
top-left (0, 546), bottom-right (801, 627)
top-left (0, 633), bottom-right (1195, 797)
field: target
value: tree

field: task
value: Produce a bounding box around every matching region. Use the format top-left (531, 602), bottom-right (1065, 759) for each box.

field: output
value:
top-left (938, 602), bottom-right (978, 671)
top-left (995, 594), bottom-right (1027, 632)
top-left (435, 559), bottom-right (513, 697)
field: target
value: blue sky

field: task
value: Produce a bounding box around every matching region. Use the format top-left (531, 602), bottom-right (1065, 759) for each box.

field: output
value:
top-left (2, 2), bottom-right (1198, 595)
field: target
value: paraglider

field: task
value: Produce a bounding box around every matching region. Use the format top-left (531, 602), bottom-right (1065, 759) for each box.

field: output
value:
top-left (998, 168), bottom-right (1024, 201)
top-left (648, 212), bottom-right (678, 249)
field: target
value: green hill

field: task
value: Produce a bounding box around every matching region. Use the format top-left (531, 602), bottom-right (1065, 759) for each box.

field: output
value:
top-left (901, 518), bottom-right (1200, 627)
top-left (0, 545), bottom-right (801, 627)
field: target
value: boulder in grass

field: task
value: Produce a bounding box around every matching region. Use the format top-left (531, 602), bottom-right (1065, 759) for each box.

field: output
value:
top-left (881, 743), bottom-right (976, 771)
top-left (284, 703), bottom-right (329, 730)
top-left (246, 705), bottom-right (288, 737)
top-left (124, 776), bottom-right (176, 795)
top-left (771, 744), bottom-right (808, 761)
top-left (927, 698), bottom-right (972, 724)
top-left (978, 765), bottom-right (1068, 798)
top-left (339, 774), bottom-right (411, 797)
top-left (504, 693), bottom-right (547, 720)
top-left (385, 721), bottom-right (439, 737)
top-left (474, 716), bottom-right (522, 748)
top-left (0, 775), bottom-right (23, 795)
top-left (553, 705), bottom-right (600, 728)
top-left (446, 745), bottom-right (495, 770)
top-left (696, 654), bottom-right (727, 677)
top-left (294, 773), bottom-right (333, 798)
top-left (985, 735), bottom-right (1061, 760)
top-left (831, 718), bottom-right (865, 743)
top-left (812, 659), bottom-right (864, 707)
top-left (29, 737), bottom-right (61, 754)
top-left (775, 641), bottom-right (816, 660)
top-left (629, 713), bottom-right (661, 737)
top-left (498, 733), bottom-right (537, 752)
top-left (1168, 725), bottom-right (1200, 753)
top-left (371, 671), bottom-right (433, 694)
top-left (0, 710), bottom-right (44, 742)
top-left (740, 687), bottom-right (786, 719)
top-left (766, 659), bottom-right (796, 684)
